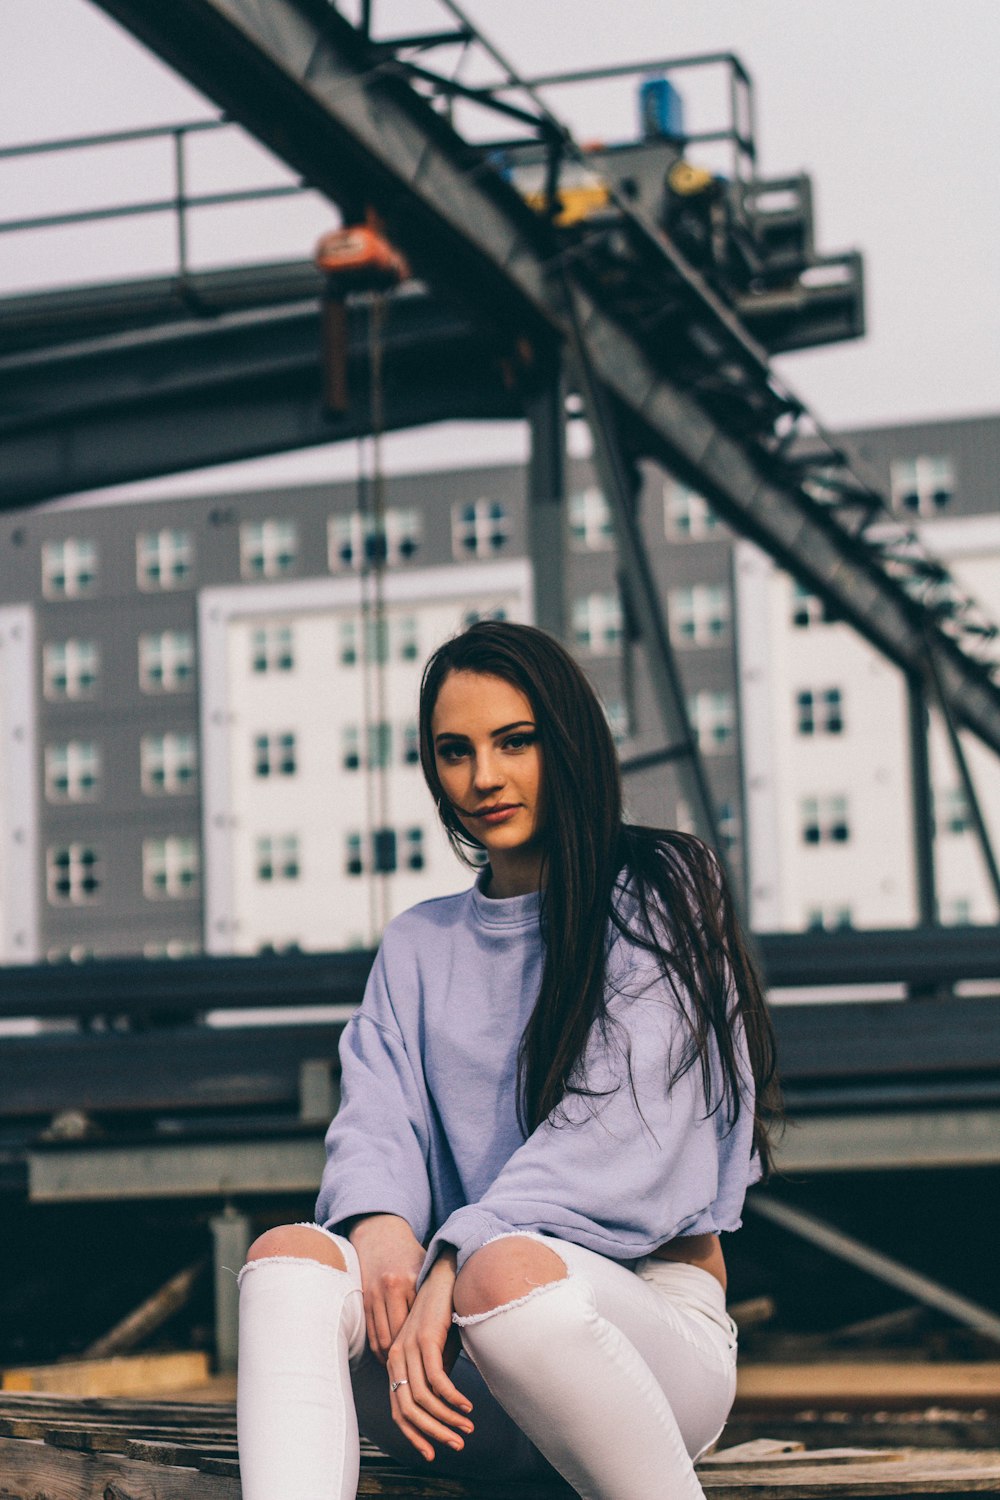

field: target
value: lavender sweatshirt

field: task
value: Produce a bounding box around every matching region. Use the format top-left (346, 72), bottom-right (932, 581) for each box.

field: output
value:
top-left (316, 868), bottom-right (760, 1286)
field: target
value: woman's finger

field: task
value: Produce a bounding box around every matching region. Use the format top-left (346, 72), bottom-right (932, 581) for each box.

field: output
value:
top-left (384, 1283), bottom-right (414, 1348)
top-left (388, 1352), bottom-right (471, 1454)
top-left (370, 1294), bottom-right (394, 1360)
top-left (420, 1332), bottom-right (474, 1417)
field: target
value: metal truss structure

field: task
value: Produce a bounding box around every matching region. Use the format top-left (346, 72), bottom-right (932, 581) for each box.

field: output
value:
top-left (53, 0), bottom-right (998, 781)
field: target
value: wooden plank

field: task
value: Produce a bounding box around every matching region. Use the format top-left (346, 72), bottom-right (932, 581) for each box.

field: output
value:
top-left (1, 1350), bottom-right (210, 1397)
top-left (736, 1362), bottom-right (1000, 1408)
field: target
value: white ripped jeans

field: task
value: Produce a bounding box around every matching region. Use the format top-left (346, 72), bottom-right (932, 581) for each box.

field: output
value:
top-left (237, 1225), bottom-right (738, 1500)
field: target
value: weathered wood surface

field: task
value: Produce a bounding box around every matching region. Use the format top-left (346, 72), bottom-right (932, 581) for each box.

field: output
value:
top-left (1, 1349), bottom-right (210, 1396)
top-left (1, 1394), bottom-right (1000, 1499)
top-left (736, 1363), bottom-right (1000, 1408)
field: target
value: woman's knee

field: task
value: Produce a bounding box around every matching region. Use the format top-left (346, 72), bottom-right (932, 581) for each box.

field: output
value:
top-left (244, 1223), bottom-right (348, 1273)
top-left (453, 1236), bottom-right (567, 1320)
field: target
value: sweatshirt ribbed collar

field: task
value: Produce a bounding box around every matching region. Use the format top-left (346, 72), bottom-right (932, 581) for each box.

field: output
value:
top-left (469, 866), bottom-right (542, 930)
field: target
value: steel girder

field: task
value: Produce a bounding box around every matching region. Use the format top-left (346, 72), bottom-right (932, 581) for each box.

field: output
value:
top-left (86, 0), bottom-right (1000, 756)
top-left (0, 290), bottom-right (522, 506)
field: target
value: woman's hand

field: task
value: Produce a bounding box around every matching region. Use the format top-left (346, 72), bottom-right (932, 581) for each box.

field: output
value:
top-left (348, 1214), bottom-right (426, 1364)
top-left (387, 1250), bottom-right (474, 1462)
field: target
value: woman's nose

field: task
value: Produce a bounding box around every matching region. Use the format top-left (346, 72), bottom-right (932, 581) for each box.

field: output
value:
top-left (472, 751), bottom-right (502, 789)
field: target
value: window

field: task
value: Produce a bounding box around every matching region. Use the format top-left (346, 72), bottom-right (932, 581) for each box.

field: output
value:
top-left (329, 509), bottom-right (421, 570)
top-left (462, 606), bottom-right (508, 627)
top-left (344, 829), bottom-right (403, 874)
top-left (397, 615), bottom-right (420, 662)
top-left (342, 725), bottom-right (360, 771)
top-left (664, 482), bottom-right (719, 540)
top-left (254, 732), bottom-right (297, 778)
top-left (717, 800), bottom-right (740, 854)
top-left (138, 631), bottom-right (194, 693)
top-left (339, 618), bottom-right (358, 666)
top-left (372, 828), bottom-right (397, 873)
top-left (345, 831), bottom-right (363, 876)
top-left (45, 742), bottom-right (100, 802)
top-left (143, 836), bottom-right (200, 899)
top-left (604, 700), bottom-right (629, 746)
top-left (42, 538), bottom-right (97, 599)
top-left (368, 722), bottom-right (392, 770)
top-left (938, 787), bottom-right (971, 836)
top-left (256, 834), bottom-right (300, 882)
top-left (796, 687), bottom-right (844, 736)
top-left (240, 518), bottom-right (298, 579)
top-left (47, 843), bottom-right (101, 904)
top-left (890, 455), bottom-right (955, 516)
top-left (805, 905), bottom-right (853, 931)
top-left (572, 591), bottom-right (623, 655)
top-left (402, 722), bottom-right (421, 766)
top-left (569, 487), bottom-right (614, 551)
top-left (452, 499), bottom-right (509, 559)
top-left (137, 528), bottom-right (192, 590)
top-left (800, 794), bottom-right (850, 845)
top-left (669, 584), bottom-right (730, 646)
top-left (251, 624), bottom-right (294, 674)
top-left (143, 939), bottom-right (201, 959)
top-left (790, 582), bottom-right (834, 629)
top-left (43, 639), bottom-right (99, 700)
top-left (941, 896), bottom-right (973, 925)
top-left (141, 733), bottom-right (198, 795)
top-left (687, 691), bottom-right (735, 753)
top-left (404, 827), bottom-right (425, 871)
top-left (365, 617), bottom-right (390, 665)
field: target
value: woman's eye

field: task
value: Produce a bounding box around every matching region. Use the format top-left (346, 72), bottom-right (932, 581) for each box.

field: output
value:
top-left (504, 734), bottom-right (534, 751)
top-left (438, 744), bottom-right (468, 762)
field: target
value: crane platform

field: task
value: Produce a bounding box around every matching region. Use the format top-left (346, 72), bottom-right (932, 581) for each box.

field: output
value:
top-left (1, 1392), bottom-right (1000, 1500)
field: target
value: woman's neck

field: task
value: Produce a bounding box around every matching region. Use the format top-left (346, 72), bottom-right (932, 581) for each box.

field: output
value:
top-left (483, 850), bottom-right (545, 899)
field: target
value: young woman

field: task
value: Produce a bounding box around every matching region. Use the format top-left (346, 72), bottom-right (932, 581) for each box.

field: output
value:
top-left (237, 620), bottom-right (779, 1500)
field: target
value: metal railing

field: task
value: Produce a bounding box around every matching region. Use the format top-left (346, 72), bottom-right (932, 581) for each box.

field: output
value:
top-left (0, 118), bottom-right (311, 280)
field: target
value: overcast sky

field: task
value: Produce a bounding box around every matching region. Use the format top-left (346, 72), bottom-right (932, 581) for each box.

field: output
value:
top-left (2, 0), bottom-right (998, 500)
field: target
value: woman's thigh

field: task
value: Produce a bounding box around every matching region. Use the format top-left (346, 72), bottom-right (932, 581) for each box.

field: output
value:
top-left (537, 1235), bottom-right (738, 1459)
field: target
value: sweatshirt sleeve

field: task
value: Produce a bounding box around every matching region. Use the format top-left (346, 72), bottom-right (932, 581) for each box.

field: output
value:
top-left (316, 944), bottom-right (432, 1244)
top-left (419, 961), bottom-right (755, 1285)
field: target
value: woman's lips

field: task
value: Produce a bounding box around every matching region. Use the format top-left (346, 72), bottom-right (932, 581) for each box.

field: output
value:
top-left (474, 805), bottom-right (519, 824)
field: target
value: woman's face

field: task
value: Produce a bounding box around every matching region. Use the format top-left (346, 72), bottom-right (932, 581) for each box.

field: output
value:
top-left (431, 669), bottom-right (545, 867)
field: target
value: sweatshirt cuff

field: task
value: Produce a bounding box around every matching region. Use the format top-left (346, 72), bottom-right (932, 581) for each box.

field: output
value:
top-left (417, 1206), bottom-right (513, 1289)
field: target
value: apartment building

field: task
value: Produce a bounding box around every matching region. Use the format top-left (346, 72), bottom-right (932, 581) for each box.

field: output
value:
top-left (0, 412), bottom-right (995, 959)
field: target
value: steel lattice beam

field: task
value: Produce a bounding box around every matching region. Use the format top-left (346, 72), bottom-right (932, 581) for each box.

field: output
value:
top-left (86, 0), bottom-right (1000, 757)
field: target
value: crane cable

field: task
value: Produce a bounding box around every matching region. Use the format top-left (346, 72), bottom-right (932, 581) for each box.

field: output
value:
top-left (357, 292), bottom-right (391, 943)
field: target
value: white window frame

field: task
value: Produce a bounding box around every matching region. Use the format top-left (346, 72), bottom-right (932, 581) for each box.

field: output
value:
top-left (240, 518), bottom-right (299, 580)
top-left (47, 843), bottom-right (102, 904)
top-left (253, 731), bottom-right (297, 778)
top-left (796, 687), bottom-right (844, 736)
top-left (138, 631), bottom-right (195, 693)
top-left (143, 836), bottom-right (200, 899)
top-left (250, 624), bottom-right (295, 674)
top-left (800, 794), bottom-right (850, 845)
top-left (790, 582), bottom-right (831, 629)
top-left (451, 498), bottom-right (510, 560)
top-left (42, 538), bottom-right (98, 599)
top-left (569, 486), bottom-right (614, 551)
top-left (669, 584), bottom-right (730, 646)
top-left (687, 691), bottom-right (735, 754)
top-left (43, 638), bottom-right (100, 700)
top-left (328, 509), bottom-right (421, 571)
top-left (136, 528), bottom-right (193, 591)
top-left (664, 481), bottom-right (719, 540)
top-left (141, 732), bottom-right (198, 795)
top-left (403, 827), bottom-right (425, 871)
top-left (256, 834), bottom-right (301, 882)
top-left (805, 904), bottom-right (853, 931)
top-left (937, 786), bottom-right (971, 836)
top-left (45, 741), bottom-right (101, 803)
top-left (890, 455), bottom-right (955, 516)
top-left (571, 591), bottom-right (624, 655)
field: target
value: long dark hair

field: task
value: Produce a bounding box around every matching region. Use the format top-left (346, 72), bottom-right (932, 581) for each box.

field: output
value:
top-left (418, 619), bottom-right (781, 1175)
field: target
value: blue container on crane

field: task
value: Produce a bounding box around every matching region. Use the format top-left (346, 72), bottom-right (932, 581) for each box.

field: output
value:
top-left (639, 76), bottom-right (685, 140)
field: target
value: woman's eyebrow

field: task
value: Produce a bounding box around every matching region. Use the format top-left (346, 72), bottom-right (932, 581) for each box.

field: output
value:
top-left (434, 719), bottom-right (535, 743)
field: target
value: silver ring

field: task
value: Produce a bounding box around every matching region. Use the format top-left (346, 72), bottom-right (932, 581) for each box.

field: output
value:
top-left (390, 1378), bottom-right (408, 1393)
